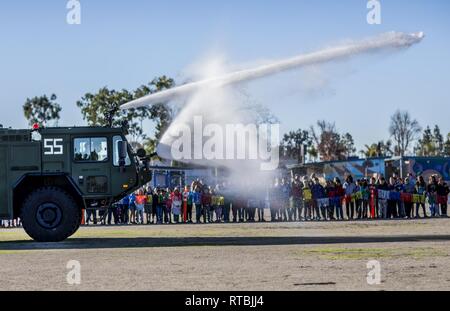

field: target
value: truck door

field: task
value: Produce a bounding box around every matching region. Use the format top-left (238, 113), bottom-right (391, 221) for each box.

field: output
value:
top-left (71, 136), bottom-right (111, 197)
top-left (110, 135), bottom-right (136, 196)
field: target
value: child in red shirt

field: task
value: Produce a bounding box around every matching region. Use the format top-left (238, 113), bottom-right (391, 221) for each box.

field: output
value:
top-left (202, 188), bottom-right (212, 223)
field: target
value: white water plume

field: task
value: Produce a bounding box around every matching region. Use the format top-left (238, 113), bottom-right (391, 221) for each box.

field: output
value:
top-left (120, 31), bottom-right (424, 191)
top-left (121, 32), bottom-right (424, 110)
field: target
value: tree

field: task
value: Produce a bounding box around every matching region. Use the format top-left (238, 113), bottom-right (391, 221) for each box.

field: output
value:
top-left (389, 110), bottom-right (421, 156)
top-left (77, 87), bottom-right (149, 144)
top-left (76, 87), bottom-right (134, 127)
top-left (77, 76), bottom-right (175, 147)
top-left (415, 126), bottom-right (435, 156)
top-left (415, 125), bottom-right (445, 156)
top-left (361, 140), bottom-right (393, 158)
top-left (310, 120), bottom-right (354, 161)
top-left (433, 125), bottom-right (444, 155)
top-left (341, 133), bottom-right (356, 158)
top-left (378, 140), bottom-right (393, 157)
top-left (23, 94), bottom-right (61, 126)
top-left (143, 137), bottom-right (159, 156)
top-left (281, 129), bottom-right (312, 163)
top-left (444, 133), bottom-right (450, 157)
top-left (244, 104), bottom-right (279, 125)
top-left (361, 144), bottom-right (378, 158)
top-left (238, 89), bottom-right (279, 126)
top-left (308, 145), bottom-right (319, 162)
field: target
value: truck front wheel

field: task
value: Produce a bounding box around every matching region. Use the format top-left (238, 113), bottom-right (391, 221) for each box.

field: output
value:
top-left (21, 187), bottom-right (81, 242)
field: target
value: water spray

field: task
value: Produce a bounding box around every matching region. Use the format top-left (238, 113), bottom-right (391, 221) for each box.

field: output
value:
top-left (120, 31), bottom-right (424, 193)
top-left (121, 32), bottom-right (424, 110)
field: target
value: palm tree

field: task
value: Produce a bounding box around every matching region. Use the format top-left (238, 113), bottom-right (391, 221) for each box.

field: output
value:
top-left (361, 144), bottom-right (379, 158)
top-left (360, 140), bottom-right (393, 158)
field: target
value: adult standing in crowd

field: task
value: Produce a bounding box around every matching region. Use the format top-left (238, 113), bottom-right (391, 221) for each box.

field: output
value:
top-left (164, 188), bottom-right (172, 224)
top-left (151, 188), bottom-right (159, 224)
top-left (221, 182), bottom-right (231, 223)
top-left (334, 177), bottom-right (345, 220)
top-left (144, 186), bottom-right (153, 224)
top-left (343, 175), bottom-right (357, 220)
top-left (171, 187), bottom-right (183, 223)
top-left (415, 176), bottom-right (428, 218)
top-left (368, 177), bottom-right (378, 219)
top-left (427, 175), bottom-right (439, 217)
top-left (302, 177), bottom-right (313, 221)
top-left (156, 188), bottom-right (165, 224)
top-left (202, 187), bottom-right (212, 223)
top-left (290, 175), bottom-right (303, 221)
top-left (193, 186), bottom-right (203, 223)
top-left (311, 177), bottom-right (326, 220)
top-left (436, 177), bottom-right (449, 217)
top-left (280, 178), bottom-right (290, 222)
top-left (394, 177), bottom-right (406, 218)
top-left (135, 189), bottom-right (146, 224)
top-left (378, 177), bottom-right (390, 219)
top-left (386, 177), bottom-right (398, 219)
top-left (269, 178), bottom-right (281, 222)
top-left (325, 179), bottom-right (336, 220)
top-left (403, 176), bottom-right (415, 218)
top-left (183, 185), bottom-right (194, 223)
top-left (129, 191), bottom-right (137, 224)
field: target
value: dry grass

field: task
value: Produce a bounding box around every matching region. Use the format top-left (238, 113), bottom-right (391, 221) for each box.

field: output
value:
top-left (294, 246), bottom-right (449, 260)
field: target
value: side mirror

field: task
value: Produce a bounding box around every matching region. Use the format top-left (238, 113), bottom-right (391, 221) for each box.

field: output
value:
top-left (118, 141), bottom-right (128, 167)
top-left (136, 148), bottom-right (147, 159)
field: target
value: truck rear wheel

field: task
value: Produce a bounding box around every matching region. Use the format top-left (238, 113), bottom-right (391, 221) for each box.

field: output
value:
top-left (21, 187), bottom-right (81, 242)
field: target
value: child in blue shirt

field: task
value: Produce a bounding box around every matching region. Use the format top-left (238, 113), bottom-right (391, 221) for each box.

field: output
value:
top-left (192, 187), bottom-right (203, 223)
top-left (128, 192), bottom-right (136, 224)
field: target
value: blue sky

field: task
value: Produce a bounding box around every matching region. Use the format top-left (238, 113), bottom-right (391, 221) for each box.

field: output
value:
top-left (0, 0), bottom-right (449, 152)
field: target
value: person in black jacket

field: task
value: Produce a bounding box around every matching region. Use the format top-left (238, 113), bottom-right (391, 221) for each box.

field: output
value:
top-left (436, 177), bottom-right (449, 217)
top-left (377, 177), bottom-right (390, 219)
top-left (152, 189), bottom-right (159, 224)
top-left (386, 177), bottom-right (398, 219)
top-left (427, 175), bottom-right (439, 217)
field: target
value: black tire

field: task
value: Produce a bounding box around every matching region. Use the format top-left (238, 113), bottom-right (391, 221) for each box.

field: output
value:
top-left (21, 187), bottom-right (81, 242)
top-left (68, 207), bottom-right (82, 237)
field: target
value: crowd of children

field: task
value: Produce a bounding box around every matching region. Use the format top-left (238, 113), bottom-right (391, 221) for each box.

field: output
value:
top-left (2, 173), bottom-right (447, 228)
top-left (269, 173), bottom-right (449, 222)
top-left (87, 180), bottom-right (231, 225)
top-left (82, 173), bottom-right (449, 226)
top-left (0, 218), bottom-right (21, 228)
top-left (2, 174), bottom-right (449, 228)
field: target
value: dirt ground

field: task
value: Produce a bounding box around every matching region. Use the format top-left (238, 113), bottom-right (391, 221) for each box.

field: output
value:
top-left (1, 218), bottom-right (449, 291)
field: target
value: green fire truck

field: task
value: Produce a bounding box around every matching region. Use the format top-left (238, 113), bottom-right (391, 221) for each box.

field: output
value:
top-left (0, 123), bottom-right (151, 242)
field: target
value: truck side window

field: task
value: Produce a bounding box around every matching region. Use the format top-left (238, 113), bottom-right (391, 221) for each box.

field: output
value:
top-left (113, 136), bottom-right (131, 166)
top-left (74, 137), bottom-right (108, 162)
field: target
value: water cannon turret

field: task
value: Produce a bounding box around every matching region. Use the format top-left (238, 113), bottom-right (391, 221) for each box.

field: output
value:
top-left (121, 120), bottom-right (130, 135)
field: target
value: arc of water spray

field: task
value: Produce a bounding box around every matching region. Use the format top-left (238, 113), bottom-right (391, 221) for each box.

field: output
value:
top-left (121, 31), bottom-right (424, 110)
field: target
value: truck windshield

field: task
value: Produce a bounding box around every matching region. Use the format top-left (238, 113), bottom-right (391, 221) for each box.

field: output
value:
top-left (113, 136), bottom-right (131, 166)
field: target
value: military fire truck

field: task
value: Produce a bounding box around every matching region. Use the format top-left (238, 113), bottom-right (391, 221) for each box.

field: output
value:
top-left (0, 123), bottom-right (152, 242)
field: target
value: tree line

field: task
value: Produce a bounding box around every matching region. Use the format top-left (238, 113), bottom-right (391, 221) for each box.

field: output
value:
top-left (22, 80), bottom-right (450, 162)
top-left (22, 76), bottom-right (174, 154)
top-left (281, 110), bottom-right (450, 163)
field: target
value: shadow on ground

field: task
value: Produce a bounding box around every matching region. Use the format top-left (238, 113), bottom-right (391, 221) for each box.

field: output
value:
top-left (1, 235), bottom-right (450, 251)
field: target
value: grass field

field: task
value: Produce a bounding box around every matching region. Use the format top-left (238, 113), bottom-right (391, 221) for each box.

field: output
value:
top-left (1, 218), bottom-right (449, 290)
